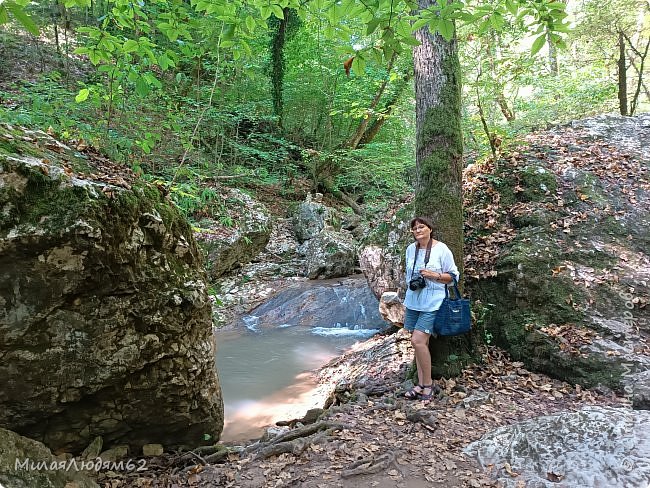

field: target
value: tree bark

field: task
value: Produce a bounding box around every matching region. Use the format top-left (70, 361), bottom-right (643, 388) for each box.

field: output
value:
top-left (357, 71), bottom-right (412, 147)
top-left (270, 8), bottom-right (290, 128)
top-left (628, 55), bottom-right (650, 105)
top-left (618, 31), bottom-right (629, 116)
top-left (413, 0), bottom-right (470, 378)
top-left (345, 52), bottom-right (397, 149)
top-left (547, 31), bottom-right (558, 75)
top-left (622, 33), bottom-right (650, 116)
top-left (495, 92), bottom-right (515, 122)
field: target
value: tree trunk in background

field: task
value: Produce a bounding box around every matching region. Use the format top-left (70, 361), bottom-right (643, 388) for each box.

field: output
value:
top-left (357, 72), bottom-right (412, 147)
top-left (618, 31), bottom-right (629, 116)
top-left (413, 0), bottom-right (470, 378)
top-left (629, 56), bottom-right (650, 106)
top-left (270, 8), bottom-right (290, 128)
top-left (345, 52), bottom-right (397, 149)
top-left (496, 92), bottom-right (515, 121)
top-left (547, 32), bottom-right (558, 75)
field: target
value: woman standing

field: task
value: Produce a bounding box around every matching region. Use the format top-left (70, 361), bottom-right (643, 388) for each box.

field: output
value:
top-left (403, 216), bottom-right (459, 401)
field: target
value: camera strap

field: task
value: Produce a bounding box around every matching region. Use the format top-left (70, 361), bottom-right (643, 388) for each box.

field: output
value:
top-left (410, 239), bottom-right (433, 277)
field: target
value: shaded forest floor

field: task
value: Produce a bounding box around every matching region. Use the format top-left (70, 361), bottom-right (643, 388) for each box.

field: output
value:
top-left (99, 333), bottom-right (628, 488)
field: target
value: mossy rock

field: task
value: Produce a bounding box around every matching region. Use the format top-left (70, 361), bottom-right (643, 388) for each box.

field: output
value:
top-left (0, 124), bottom-right (223, 454)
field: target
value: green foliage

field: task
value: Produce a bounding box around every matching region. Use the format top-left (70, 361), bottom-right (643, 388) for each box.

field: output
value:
top-left (0, 0), bottom-right (634, 229)
top-left (514, 67), bottom-right (618, 128)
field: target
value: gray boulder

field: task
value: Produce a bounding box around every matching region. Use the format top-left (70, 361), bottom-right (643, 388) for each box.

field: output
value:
top-left (358, 205), bottom-right (413, 299)
top-left (0, 428), bottom-right (98, 488)
top-left (464, 406), bottom-right (650, 487)
top-left (0, 125), bottom-right (223, 453)
top-left (303, 229), bottom-right (357, 279)
top-left (198, 188), bottom-right (271, 279)
top-left (292, 193), bottom-right (330, 243)
top-left (241, 276), bottom-right (385, 330)
top-left (470, 114), bottom-right (650, 398)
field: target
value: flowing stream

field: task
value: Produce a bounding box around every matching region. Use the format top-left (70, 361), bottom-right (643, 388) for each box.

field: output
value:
top-left (215, 277), bottom-right (386, 442)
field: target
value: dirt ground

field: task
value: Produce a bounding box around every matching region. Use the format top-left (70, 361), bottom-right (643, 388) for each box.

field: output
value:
top-left (100, 330), bottom-right (628, 488)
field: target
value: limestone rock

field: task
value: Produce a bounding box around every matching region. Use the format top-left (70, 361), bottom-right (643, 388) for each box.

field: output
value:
top-left (141, 444), bottom-right (163, 457)
top-left (379, 292), bottom-right (404, 327)
top-left (292, 194), bottom-right (330, 243)
top-left (359, 245), bottom-right (405, 300)
top-left (80, 437), bottom-right (103, 461)
top-left (98, 446), bottom-right (128, 463)
top-left (464, 406), bottom-right (650, 487)
top-left (303, 229), bottom-right (357, 279)
top-left (198, 188), bottom-right (271, 279)
top-left (0, 427), bottom-right (98, 488)
top-left (471, 113), bottom-right (650, 394)
top-left (358, 206), bottom-right (412, 299)
top-left (241, 276), bottom-right (385, 330)
top-left (0, 125), bottom-right (223, 454)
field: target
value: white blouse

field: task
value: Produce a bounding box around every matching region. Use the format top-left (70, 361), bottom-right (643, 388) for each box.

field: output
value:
top-left (404, 241), bottom-right (459, 312)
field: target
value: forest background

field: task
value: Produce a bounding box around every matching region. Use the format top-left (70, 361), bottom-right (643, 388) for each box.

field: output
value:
top-left (0, 0), bottom-right (648, 236)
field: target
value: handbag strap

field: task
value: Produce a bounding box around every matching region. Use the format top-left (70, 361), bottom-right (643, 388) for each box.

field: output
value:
top-left (410, 239), bottom-right (433, 277)
top-left (443, 274), bottom-right (462, 299)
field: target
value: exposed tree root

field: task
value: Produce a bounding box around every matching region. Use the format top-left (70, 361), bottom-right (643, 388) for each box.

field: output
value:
top-left (246, 421), bottom-right (349, 459)
top-left (341, 451), bottom-right (395, 478)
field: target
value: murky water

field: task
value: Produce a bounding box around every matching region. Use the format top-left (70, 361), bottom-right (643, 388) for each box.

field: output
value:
top-left (215, 324), bottom-right (378, 442)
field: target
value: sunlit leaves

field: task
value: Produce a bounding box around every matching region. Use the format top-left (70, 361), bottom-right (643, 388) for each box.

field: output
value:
top-left (75, 89), bottom-right (90, 103)
top-left (530, 33), bottom-right (546, 55)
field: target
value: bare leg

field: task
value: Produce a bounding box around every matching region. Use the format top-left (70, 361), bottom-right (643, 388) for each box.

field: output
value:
top-left (411, 330), bottom-right (432, 387)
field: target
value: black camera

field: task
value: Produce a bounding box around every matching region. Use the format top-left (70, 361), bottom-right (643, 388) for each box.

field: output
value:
top-left (409, 274), bottom-right (427, 291)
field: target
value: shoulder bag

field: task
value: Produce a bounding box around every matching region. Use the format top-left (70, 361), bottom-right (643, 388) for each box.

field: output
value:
top-left (433, 274), bottom-right (471, 336)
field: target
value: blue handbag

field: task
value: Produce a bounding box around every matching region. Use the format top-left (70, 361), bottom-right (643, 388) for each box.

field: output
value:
top-left (433, 275), bottom-right (471, 336)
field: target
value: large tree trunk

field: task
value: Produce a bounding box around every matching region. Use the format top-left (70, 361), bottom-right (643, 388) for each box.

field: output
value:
top-left (618, 31), bottom-right (629, 116)
top-left (413, 0), bottom-right (470, 378)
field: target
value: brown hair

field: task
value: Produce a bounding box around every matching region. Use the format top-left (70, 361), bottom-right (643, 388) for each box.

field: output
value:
top-left (410, 216), bottom-right (434, 231)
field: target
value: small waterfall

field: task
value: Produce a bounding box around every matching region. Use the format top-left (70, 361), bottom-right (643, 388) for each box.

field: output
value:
top-left (217, 276), bottom-right (388, 442)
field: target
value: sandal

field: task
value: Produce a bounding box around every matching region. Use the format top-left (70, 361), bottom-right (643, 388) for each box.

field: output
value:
top-left (420, 384), bottom-right (435, 401)
top-left (404, 384), bottom-right (424, 400)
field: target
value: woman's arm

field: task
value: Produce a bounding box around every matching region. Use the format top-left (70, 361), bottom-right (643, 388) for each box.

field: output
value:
top-left (421, 245), bottom-right (458, 283)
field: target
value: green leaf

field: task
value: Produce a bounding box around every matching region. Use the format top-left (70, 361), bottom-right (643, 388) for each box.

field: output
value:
top-left (7, 2), bottom-right (39, 36)
top-left (505, 0), bottom-right (517, 16)
top-left (366, 17), bottom-right (380, 36)
top-left (351, 55), bottom-right (366, 75)
top-left (144, 73), bottom-right (162, 89)
top-left (438, 19), bottom-right (454, 40)
top-left (245, 15), bottom-right (255, 32)
top-left (88, 51), bottom-right (101, 65)
top-left (75, 88), bottom-right (90, 103)
top-left (477, 18), bottom-right (490, 35)
top-left (135, 77), bottom-right (150, 96)
top-left (122, 39), bottom-right (139, 53)
top-left (222, 23), bottom-right (235, 41)
top-left (489, 13), bottom-right (504, 30)
top-left (530, 33), bottom-right (546, 56)
top-left (400, 34), bottom-right (421, 46)
top-left (411, 18), bottom-right (429, 31)
top-left (0, 7), bottom-right (9, 25)
top-left (270, 4), bottom-right (284, 19)
top-left (551, 22), bottom-right (571, 33)
top-left (260, 6), bottom-right (271, 19)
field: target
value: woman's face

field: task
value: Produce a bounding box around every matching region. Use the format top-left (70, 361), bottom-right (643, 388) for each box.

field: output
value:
top-left (411, 223), bottom-right (431, 239)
